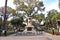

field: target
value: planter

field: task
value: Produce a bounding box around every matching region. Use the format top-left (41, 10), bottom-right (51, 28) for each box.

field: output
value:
top-left (55, 32), bottom-right (60, 35)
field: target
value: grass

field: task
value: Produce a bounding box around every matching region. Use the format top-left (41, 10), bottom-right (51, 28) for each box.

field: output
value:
top-left (46, 29), bottom-right (58, 35)
top-left (0, 30), bottom-right (15, 36)
top-left (7, 31), bottom-right (15, 36)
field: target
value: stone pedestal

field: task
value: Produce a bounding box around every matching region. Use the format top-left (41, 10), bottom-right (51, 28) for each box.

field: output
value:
top-left (24, 17), bottom-right (36, 33)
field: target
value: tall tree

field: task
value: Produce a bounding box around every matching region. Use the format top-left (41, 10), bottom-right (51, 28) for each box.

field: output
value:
top-left (46, 9), bottom-right (58, 28)
top-left (13, 0), bottom-right (45, 26)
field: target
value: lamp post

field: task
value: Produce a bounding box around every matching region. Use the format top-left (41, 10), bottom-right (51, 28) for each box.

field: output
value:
top-left (3, 0), bottom-right (8, 36)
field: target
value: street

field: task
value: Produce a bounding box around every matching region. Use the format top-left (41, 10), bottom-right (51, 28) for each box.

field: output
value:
top-left (0, 32), bottom-right (60, 40)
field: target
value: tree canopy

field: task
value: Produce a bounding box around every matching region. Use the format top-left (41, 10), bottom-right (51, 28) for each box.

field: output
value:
top-left (11, 17), bottom-right (23, 26)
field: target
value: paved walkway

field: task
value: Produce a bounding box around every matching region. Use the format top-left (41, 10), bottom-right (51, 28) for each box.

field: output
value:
top-left (0, 32), bottom-right (60, 40)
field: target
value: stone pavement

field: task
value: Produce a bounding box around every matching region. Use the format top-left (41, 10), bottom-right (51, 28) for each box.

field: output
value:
top-left (0, 36), bottom-right (52, 40)
top-left (0, 32), bottom-right (60, 40)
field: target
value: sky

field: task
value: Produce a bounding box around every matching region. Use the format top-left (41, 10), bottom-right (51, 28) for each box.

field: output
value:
top-left (0, 0), bottom-right (59, 17)
top-left (43, 0), bottom-right (59, 11)
top-left (0, 0), bottom-right (15, 9)
top-left (43, 0), bottom-right (59, 17)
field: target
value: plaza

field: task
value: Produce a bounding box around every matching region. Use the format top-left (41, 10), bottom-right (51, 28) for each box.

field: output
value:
top-left (0, 32), bottom-right (60, 40)
top-left (0, 0), bottom-right (60, 40)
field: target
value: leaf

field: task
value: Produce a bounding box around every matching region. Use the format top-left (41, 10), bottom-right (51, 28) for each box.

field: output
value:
top-left (10, 9), bottom-right (16, 16)
top-left (13, 0), bottom-right (20, 5)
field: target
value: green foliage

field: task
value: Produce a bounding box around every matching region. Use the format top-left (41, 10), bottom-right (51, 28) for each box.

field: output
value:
top-left (45, 9), bottom-right (58, 29)
top-left (13, 0), bottom-right (44, 16)
top-left (21, 24), bottom-right (26, 28)
top-left (16, 2), bottom-right (28, 10)
top-left (26, 5), bottom-right (34, 15)
top-left (0, 6), bottom-right (14, 14)
top-left (46, 29), bottom-right (58, 34)
top-left (38, 1), bottom-right (44, 7)
top-left (47, 9), bottom-right (57, 20)
top-left (13, 0), bottom-right (37, 5)
top-left (33, 13), bottom-right (44, 22)
top-left (56, 13), bottom-right (60, 19)
top-left (45, 22), bottom-right (49, 27)
top-left (36, 16), bottom-right (42, 20)
top-left (13, 0), bottom-right (20, 5)
top-left (33, 0), bottom-right (37, 3)
top-left (16, 2), bottom-right (34, 16)
top-left (10, 9), bottom-right (16, 16)
top-left (51, 12), bottom-right (60, 20)
top-left (0, 20), bottom-right (2, 24)
top-left (0, 30), bottom-right (15, 36)
top-left (11, 17), bottom-right (23, 26)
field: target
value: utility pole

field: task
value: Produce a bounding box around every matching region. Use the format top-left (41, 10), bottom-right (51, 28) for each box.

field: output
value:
top-left (3, 0), bottom-right (8, 36)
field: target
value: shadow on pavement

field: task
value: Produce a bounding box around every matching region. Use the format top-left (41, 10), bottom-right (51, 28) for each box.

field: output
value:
top-left (46, 37), bottom-right (52, 40)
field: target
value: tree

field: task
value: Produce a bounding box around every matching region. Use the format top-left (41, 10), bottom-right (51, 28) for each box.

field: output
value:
top-left (10, 9), bottom-right (16, 16)
top-left (11, 17), bottom-right (23, 26)
top-left (51, 12), bottom-right (60, 20)
top-left (13, 0), bottom-right (45, 16)
top-left (0, 6), bottom-right (16, 20)
top-left (16, 2), bottom-right (34, 16)
top-left (13, 0), bottom-right (20, 5)
top-left (10, 9), bottom-right (17, 21)
top-left (11, 17), bottom-right (25, 32)
top-left (32, 1), bottom-right (45, 25)
top-left (13, 0), bottom-right (37, 6)
top-left (0, 0), bottom-right (16, 36)
top-left (47, 9), bottom-right (57, 20)
top-left (13, 0), bottom-right (34, 25)
top-left (46, 9), bottom-right (58, 29)
top-left (34, 14), bottom-right (44, 23)
top-left (13, 0), bottom-right (45, 31)
top-left (3, 0), bottom-right (8, 36)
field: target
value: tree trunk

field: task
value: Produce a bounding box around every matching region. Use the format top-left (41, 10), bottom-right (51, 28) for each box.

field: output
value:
top-left (3, 0), bottom-right (8, 36)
